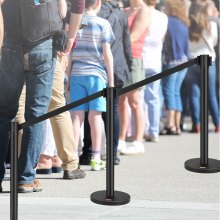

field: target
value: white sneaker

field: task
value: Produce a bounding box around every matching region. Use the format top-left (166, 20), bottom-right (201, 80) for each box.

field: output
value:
top-left (117, 140), bottom-right (126, 153)
top-left (120, 141), bottom-right (145, 155)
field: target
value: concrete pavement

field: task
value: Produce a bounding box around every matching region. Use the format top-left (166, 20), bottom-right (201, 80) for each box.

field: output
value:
top-left (0, 129), bottom-right (219, 220)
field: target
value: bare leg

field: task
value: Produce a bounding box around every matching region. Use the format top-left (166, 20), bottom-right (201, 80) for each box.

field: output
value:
top-left (118, 95), bottom-right (129, 141)
top-left (88, 110), bottom-right (102, 154)
top-left (127, 89), bottom-right (145, 141)
top-left (166, 109), bottom-right (176, 129)
top-left (175, 111), bottom-right (182, 134)
top-left (71, 110), bottom-right (85, 150)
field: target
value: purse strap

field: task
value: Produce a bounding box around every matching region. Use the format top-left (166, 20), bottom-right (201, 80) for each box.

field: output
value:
top-left (200, 35), bottom-right (212, 52)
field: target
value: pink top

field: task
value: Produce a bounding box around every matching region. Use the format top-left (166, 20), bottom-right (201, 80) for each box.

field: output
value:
top-left (126, 9), bottom-right (148, 58)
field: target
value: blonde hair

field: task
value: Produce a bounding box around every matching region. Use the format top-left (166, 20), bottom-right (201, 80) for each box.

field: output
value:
top-left (189, 0), bottom-right (212, 42)
top-left (165, 0), bottom-right (190, 26)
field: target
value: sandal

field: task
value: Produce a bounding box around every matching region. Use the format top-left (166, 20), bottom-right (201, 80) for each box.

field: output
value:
top-left (160, 127), bottom-right (176, 135)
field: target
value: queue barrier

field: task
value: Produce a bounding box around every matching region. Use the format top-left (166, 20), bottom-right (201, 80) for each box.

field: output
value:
top-left (10, 55), bottom-right (220, 220)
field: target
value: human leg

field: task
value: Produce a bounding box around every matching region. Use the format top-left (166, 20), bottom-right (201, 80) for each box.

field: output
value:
top-left (0, 41), bottom-right (24, 184)
top-left (161, 68), bottom-right (178, 134)
top-left (187, 66), bottom-right (200, 129)
top-left (144, 69), bottom-right (161, 140)
top-left (18, 39), bottom-right (55, 187)
top-left (71, 111), bottom-right (85, 150)
top-left (127, 89), bottom-right (145, 141)
top-left (49, 59), bottom-right (79, 171)
top-left (15, 84), bottom-right (26, 156)
top-left (80, 112), bottom-right (92, 165)
top-left (174, 69), bottom-right (187, 133)
top-left (208, 62), bottom-right (220, 129)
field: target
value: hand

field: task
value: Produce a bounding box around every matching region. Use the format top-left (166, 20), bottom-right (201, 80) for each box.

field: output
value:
top-left (62, 38), bottom-right (74, 55)
top-left (108, 83), bottom-right (114, 88)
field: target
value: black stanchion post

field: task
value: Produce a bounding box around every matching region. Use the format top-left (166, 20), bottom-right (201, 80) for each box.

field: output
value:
top-left (90, 87), bottom-right (130, 205)
top-left (10, 121), bottom-right (18, 220)
top-left (185, 55), bottom-right (220, 173)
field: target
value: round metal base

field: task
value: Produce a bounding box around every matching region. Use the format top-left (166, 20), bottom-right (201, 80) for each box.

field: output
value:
top-left (90, 190), bottom-right (130, 206)
top-left (185, 158), bottom-right (220, 173)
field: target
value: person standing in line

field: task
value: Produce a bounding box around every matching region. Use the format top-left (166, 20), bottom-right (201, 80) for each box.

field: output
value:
top-left (118, 0), bottom-right (151, 155)
top-left (67, 0), bottom-right (115, 171)
top-left (160, 0), bottom-right (190, 136)
top-left (79, 0), bottom-right (132, 166)
top-left (0, 0), bottom-right (85, 193)
top-left (142, 0), bottom-right (168, 143)
top-left (186, 0), bottom-right (219, 133)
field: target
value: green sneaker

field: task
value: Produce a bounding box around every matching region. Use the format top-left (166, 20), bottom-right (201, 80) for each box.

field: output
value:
top-left (90, 159), bottom-right (106, 171)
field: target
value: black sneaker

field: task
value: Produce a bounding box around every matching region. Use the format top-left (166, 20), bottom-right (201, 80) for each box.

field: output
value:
top-left (63, 168), bottom-right (86, 180)
top-left (79, 154), bottom-right (91, 165)
top-left (114, 156), bottom-right (120, 165)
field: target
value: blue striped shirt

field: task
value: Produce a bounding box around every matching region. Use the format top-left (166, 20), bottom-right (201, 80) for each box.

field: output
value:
top-left (71, 15), bottom-right (115, 83)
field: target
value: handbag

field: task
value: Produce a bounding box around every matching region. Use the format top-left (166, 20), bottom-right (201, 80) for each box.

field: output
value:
top-left (20, 0), bottom-right (63, 43)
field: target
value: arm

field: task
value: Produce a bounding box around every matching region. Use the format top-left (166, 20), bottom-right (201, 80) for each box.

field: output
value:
top-left (130, 6), bottom-right (151, 43)
top-left (103, 42), bottom-right (114, 87)
top-left (64, 0), bottom-right (85, 54)
top-left (58, 0), bottom-right (67, 19)
top-left (0, 0), bottom-right (4, 48)
top-left (66, 53), bottom-right (72, 78)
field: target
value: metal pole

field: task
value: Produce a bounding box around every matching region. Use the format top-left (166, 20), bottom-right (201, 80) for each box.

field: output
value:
top-left (199, 55), bottom-right (210, 166)
top-left (10, 121), bottom-right (18, 220)
top-left (106, 87), bottom-right (115, 199)
top-left (90, 87), bottom-right (130, 205)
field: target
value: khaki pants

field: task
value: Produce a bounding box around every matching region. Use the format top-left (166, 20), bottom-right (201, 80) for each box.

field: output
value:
top-left (16, 57), bottom-right (78, 171)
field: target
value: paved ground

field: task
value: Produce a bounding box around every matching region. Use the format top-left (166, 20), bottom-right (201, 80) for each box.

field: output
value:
top-left (0, 126), bottom-right (219, 220)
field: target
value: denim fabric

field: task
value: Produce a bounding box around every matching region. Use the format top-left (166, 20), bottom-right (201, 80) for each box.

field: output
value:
top-left (186, 62), bottom-right (219, 126)
top-left (0, 38), bottom-right (55, 183)
top-left (144, 69), bottom-right (161, 137)
top-left (162, 64), bottom-right (187, 111)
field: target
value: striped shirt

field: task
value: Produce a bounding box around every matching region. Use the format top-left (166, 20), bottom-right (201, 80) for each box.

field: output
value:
top-left (71, 15), bottom-right (115, 83)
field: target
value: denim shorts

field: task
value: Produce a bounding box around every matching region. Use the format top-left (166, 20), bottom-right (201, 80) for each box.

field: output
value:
top-left (70, 75), bottom-right (106, 112)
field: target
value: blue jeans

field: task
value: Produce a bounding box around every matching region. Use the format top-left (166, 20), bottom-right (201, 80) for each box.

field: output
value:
top-left (0, 38), bottom-right (55, 184)
top-left (144, 68), bottom-right (161, 137)
top-left (162, 64), bottom-right (187, 112)
top-left (186, 62), bottom-right (220, 126)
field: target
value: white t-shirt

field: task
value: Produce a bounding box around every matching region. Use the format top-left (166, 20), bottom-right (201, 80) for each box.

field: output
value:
top-left (189, 21), bottom-right (218, 61)
top-left (142, 9), bottom-right (168, 71)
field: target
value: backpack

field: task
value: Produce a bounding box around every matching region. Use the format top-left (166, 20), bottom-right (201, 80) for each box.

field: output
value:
top-left (20, 0), bottom-right (62, 43)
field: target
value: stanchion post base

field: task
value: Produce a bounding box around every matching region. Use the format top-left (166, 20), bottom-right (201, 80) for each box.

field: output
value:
top-left (90, 190), bottom-right (130, 206)
top-left (185, 158), bottom-right (220, 173)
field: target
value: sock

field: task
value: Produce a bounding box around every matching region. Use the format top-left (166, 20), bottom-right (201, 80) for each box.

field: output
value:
top-left (92, 150), bottom-right (101, 161)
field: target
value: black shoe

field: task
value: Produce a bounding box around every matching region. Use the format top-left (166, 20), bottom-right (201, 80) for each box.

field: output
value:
top-left (0, 182), bottom-right (2, 192)
top-left (79, 154), bottom-right (91, 165)
top-left (114, 156), bottom-right (120, 165)
top-left (63, 168), bottom-right (86, 180)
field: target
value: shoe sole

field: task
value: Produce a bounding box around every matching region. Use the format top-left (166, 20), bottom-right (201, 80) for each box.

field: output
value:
top-left (91, 168), bottom-right (106, 171)
top-left (63, 174), bottom-right (86, 180)
top-left (36, 168), bottom-right (52, 175)
top-left (17, 188), bottom-right (42, 193)
top-left (120, 152), bottom-right (145, 155)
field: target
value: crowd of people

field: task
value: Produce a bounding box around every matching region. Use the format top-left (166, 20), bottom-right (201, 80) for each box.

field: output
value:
top-left (0, 0), bottom-right (219, 193)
